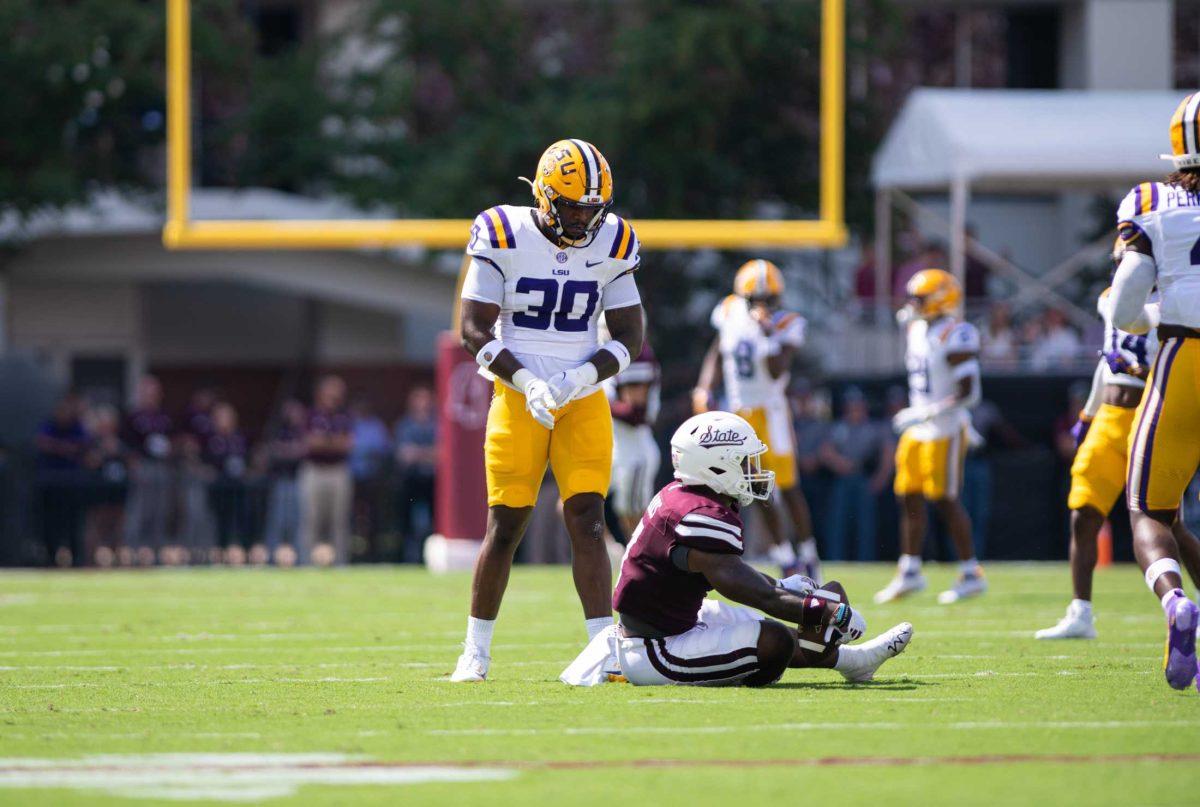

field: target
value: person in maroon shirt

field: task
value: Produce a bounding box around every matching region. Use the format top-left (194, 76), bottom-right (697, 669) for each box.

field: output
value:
top-left (612, 411), bottom-right (913, 687)
top-left (298, 375), bottom-right (355, 565)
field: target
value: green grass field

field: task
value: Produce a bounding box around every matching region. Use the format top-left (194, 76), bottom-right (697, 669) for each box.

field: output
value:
top-left (1, 563), bottom-right (1198, 806)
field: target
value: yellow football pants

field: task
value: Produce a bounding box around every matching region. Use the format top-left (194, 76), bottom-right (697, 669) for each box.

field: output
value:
top-left (738, 404), bottom-right (798, 490)
top-left (1068, 403), bottom-right (1138, 514)
top-left (484, 382), bottom-right (613, 509)
top-left (893, 428), bottom-right (967, 501)
top-left (1127, 337), bottom-right (1200, 513)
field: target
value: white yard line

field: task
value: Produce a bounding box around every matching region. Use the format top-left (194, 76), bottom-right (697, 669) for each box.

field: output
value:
top-left (427, 719), bottom-right (1198, 737)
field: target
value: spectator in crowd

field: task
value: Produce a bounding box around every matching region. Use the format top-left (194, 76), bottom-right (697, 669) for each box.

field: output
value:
top-left (34, 393), bottom-right (90, 566)
top-left (818, 386), bottom-right (894, 561)
top-left (81, 403), bottom-right (127, 565)
top-left (980, 301), bottom-right (1018, 366)
top-left (790, 381), bottom-right (832, 539)
top-left (349, 399), bottom-right (393, 559)
top-left (299, 375), bottom-right (354, 565)
top-left (121, 375), bottom-right (174, 565)
top-left (203, 402), bottom-right (248, 558)
top-left (893, 242), bottom-right (948, 303)
top-left (853, 240), bottom-right (878, 308)
top-left (394, 386), bottom-right (438, 563)
top-left (263, 399), bottom-right (308, 562)
top-left (182, 388), bottom-right (217, 446)
top-left (1030, 308), bottom-right (1082, 370)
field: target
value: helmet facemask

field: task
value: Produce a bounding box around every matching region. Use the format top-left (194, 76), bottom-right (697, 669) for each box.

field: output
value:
top-left (548, 194), bottom-right (611, 247)
top-left (735, 448), bottom-right (775, 506)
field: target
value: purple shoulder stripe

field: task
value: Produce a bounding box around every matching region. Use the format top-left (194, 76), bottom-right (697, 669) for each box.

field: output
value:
top-left (609, 217), bottom-right (627, 259)
top-left (494, 207), bottom-right (516, 248)
top-left (481, 212), bottom-right (500, 249)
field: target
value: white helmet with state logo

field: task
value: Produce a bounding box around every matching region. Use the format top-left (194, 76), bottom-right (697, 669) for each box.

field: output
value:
top-left (670, 412), bottom-right (774, 507)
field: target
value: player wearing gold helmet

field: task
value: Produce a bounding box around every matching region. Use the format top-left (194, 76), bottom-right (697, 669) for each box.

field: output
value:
top-left (693, 259), bottom-right (822, 582)
top-left (1108, 92), bottom-right (1200, 691)
top-left (452, 139), bottom-right (644, 682)
top-left (875, 269), bottom-right (985, 606)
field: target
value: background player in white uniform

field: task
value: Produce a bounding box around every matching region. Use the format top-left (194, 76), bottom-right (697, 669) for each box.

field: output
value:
top-left (876, 269), bottom-right (985, 605)
top-left (693, 259), bottom-right (821, 581)
top-left (452, 139), bottom-right (644, 682)
top-left (601, 312), bottom-right (661, 542)
top-left (1039, 242), bottom-right (1200, 640)
top-left (1107, 92), bottom-right (1200, 690)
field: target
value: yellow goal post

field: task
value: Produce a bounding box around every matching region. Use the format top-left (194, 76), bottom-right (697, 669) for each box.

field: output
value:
top-left (163, 0), bottom-right (845, 251)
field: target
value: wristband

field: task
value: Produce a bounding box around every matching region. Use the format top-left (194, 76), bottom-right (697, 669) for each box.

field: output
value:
top-left (574, 361), bottom-right (599, 386)
top-left (511, 368), bottom-right (536, 393)
top-left (476, 338), bottom-right (506, 370)
top-left (600, 340), bottom-right (632, 374)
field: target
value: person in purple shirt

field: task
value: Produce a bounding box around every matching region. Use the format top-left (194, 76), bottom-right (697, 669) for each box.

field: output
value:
top-left (122, 375), bottom-right (174, 564)
top-left (263, 399), bottom-right (308, 560)
top-left (34, 393), bottom-right (90, 566)
top-left (611, 411), bottom-right (913, 687)
top-left (298, 375), bottom-right (354, 565)
top-left (203, 402), bottom-right (249, 556)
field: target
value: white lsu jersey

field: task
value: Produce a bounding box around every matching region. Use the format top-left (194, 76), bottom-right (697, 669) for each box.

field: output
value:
top-left (1117, 181), bottom-right (1200, 329)
top-left (1098, 287), bottom-right (1159, 389)
top-left (461, 205), bottom-right (642, 397)
top-left (710, 294), bottom-right (806, 410)
top-left (905, 317), bottom-right (980, 440)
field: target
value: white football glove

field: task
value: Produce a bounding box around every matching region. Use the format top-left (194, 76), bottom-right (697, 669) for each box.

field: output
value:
top-left (545, 363), bottom-right (598, 408)
top-left (778, 574), bottom-right (818, 597)
top-left (891, 405), bottom-right (930, 434)
top-left (521, 377), bottom-right (558, 430)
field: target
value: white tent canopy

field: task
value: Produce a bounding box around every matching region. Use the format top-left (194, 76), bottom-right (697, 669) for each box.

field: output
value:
top-left (869, 89), bottom-right (1188, 327)
top-left (872, 89), bottom-right (1183, 192)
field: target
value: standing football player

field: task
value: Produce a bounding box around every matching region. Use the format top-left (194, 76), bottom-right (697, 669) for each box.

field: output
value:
top-left (875, 269), bottom-right (985, 605)
top-left (451, 139), bottom-right (644, 682)
top-left (1038, 240), bottom-right (1200, 640)
top-left (603, 322), bottom-right (661, 543)
top-left (606, 411), bottom-right (912, 687)
top-left (693, 260), bottom-right (822, 581)
top-left (1107, 92), bottom-right (1200, 690)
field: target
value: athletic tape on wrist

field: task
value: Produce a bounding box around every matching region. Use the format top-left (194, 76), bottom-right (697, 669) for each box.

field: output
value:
top-left (476, 338), bottom-right (506, 370)
top-left (601, 340), bottom-right (632, 374)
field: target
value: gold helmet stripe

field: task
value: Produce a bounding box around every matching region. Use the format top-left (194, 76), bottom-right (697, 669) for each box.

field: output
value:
top-left (1170, 96), bottom-right (1187, 157)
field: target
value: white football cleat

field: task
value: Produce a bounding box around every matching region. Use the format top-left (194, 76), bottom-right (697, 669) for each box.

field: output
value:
top-left (937, 572), bottom-right (987, 604)
top-left (837, 622), bottom-right (914, 683)
top-left (1035, 602), bottom-right (1096, 640)
top-left (873, 572), bottom-right (927, 604)
top-left (449, 645), bottom-right (490, 683)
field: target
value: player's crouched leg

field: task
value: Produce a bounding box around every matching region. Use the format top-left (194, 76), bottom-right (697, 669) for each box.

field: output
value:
top-left (743, 620), bottom-right (794, 687)
top-left (617, 601), bottom-right (770, 687)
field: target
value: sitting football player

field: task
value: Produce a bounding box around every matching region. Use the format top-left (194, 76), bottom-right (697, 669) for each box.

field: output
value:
top-left (601, 411), bottom-right (913, 687)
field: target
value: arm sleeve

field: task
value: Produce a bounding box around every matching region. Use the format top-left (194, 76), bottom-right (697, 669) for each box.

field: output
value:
top-left (1081, 360), bottom-right (1105, 419)
top-left (1108, 251), bottom-right (1158, 333)
top-left (601, 269), bottom-right (641, 311)
top-left (460, 258), bottom-right (505, 304)
top-left (671, 507), bottom-right (744, 555)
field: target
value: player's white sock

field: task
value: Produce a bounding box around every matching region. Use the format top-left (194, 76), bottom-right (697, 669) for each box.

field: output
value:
top-left (585, 616), bottom-right (612, 642)
top-left (1070, 598), bottom-right (1092, 616)
top-left (898, 554), bottom-right (922, 575)
top-left (465, 616), bottom-right (495, 656)
top-left (959, 558), bottom-right (981, 576)
top-left (1161, 588), bottom-right (1186, 614)
top-left (769, 542), bottom-right (798, 566)
top-left (798, 538), bottom-right (819, 562)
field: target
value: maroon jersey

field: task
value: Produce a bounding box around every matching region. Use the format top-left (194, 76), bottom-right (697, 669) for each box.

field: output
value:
top-left (612, 480), bottom-right (743, 635)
